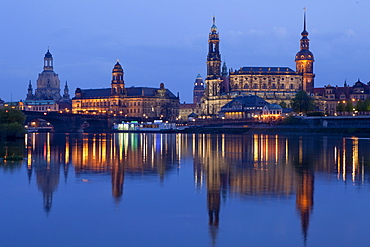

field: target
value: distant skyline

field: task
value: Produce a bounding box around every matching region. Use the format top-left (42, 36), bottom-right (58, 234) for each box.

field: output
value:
top-left (1, 0), bottom-right (369, 103)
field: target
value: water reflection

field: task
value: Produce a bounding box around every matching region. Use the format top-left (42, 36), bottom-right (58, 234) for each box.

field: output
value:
top-left (23, 133), bottom-right (180, 210)
top-left (2, 133), bottom-right (370, 246)
top-left (178, 134), bottom-right (370, 245)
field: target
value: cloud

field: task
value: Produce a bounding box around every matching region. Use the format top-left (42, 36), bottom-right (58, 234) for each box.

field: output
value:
top-left (273, 26), bottom-right (288, 38)
top-left (344, 29), bottom-right (356, 37)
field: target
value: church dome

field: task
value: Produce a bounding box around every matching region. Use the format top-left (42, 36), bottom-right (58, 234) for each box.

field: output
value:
top-left (45, 49), bottom-right (52, 58)
top-left (112, 61), bottom-right (123, 73)
top-left (295, 49), bottom-right (314, 61)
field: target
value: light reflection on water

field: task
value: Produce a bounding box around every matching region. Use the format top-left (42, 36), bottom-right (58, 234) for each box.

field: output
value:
top-left (1, 133), bottom-right (370, 247)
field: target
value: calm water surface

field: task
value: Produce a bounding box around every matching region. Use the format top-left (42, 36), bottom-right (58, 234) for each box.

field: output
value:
top-left (1, 133), bottom-right (370, 247)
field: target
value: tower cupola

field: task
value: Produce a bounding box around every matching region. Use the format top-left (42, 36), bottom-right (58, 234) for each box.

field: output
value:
top-left (43, 49), bottom-right (53, 71)
top-left (111, 60), bottom-right (125, 95)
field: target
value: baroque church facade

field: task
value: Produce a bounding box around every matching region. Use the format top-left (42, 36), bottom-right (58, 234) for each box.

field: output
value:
top-left (201, 14), bottom-right (315, 116)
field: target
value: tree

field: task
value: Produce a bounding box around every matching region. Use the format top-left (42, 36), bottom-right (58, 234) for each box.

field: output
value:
top-left (336, 102), bottom-right (345, 112)
top-left (345, 101), bottom-right (354, 113)
top-left (356, 99), bottom-right (370, 112)
top-left (291, 91), bottom-right (315, 114)
top-left (0, 108), bottom-right (26, 139)
top-left (279, 101), bottom-right (287, 108)
top-left (0, 108), bottom-right (25, 124)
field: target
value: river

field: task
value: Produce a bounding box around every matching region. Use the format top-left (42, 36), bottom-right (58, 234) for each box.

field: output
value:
top-left (1, 133), bottom-right (370, 247)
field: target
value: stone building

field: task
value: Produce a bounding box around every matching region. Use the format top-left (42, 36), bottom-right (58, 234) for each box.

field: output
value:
top-left (72, 61), bottom-right (179, 121)
top-left (313, 80), bottom-right (370, 115)
top-left (202, 13), bottom-right (315, 116)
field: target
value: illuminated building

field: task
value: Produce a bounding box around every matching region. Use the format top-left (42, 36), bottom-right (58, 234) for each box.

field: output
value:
top-left (262, 104), bottom-right (283, 120)
top-left (72, 61), bottom-right (180, 120)
top-left (219, 95), bottom-right (268, 119)
top-left (313, 80), bottom-right (370, 115)
top-left (202, 13), bottom-right (314, 116)
top-left (179, 103), bottom-right (202, 121)
top-left (25, 49), bottom-right (71, 112)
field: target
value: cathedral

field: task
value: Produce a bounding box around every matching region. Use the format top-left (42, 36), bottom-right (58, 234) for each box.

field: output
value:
top-left (201, 14), bottom-right (315, 116)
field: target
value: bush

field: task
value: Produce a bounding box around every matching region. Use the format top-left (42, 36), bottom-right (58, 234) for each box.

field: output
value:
top-left (0, 123), bottom-right (26, 139)
top-left (279, 116), bottom-right (306, 125)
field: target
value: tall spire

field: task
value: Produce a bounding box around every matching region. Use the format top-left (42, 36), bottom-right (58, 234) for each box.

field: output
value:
top-left (303, 8), bottom-right (307, 32)
top-left (295, 9), bottom-right (315, 93)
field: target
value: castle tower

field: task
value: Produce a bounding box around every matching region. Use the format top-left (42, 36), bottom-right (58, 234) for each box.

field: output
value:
top-left (205, 16), bottom-right (222, 97)
top-left (193, 73), bottom-right (205, 104)
top-left (295, 11), bottom-right (315, 93)
top-left (34, 49), bottom-right (62, 100)
top-left (111, 60), bottom-right (125, 95)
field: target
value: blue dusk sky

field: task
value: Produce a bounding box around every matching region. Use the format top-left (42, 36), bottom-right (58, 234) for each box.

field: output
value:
top-left (0, 0), bottom-right (368, 103)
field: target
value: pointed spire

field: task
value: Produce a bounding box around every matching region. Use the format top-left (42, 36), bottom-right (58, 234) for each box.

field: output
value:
top-left (211, 16), bottom-right (218, 33)
top-left (301, 8), bottom-right (309, 37)
top-left (303, 8), bottom-right (307, 31)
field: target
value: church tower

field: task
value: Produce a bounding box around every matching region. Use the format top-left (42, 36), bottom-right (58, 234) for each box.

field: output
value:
top-left (220, 62), bottom-right (230, 93)
top-left (205, 16), bottom-right (222, 97)
top-left (34, 49), bottom-right (62, 100)
top-left (63, 81), bottom-right (70, 99)
top-left (111, 60), bottom-right (125, 95)
top-left (193, 73), bottom-right (205, 104)
top-left (295, 11), bottom-right (315, 93)
top-left (26, 80), bottom-right (34, 100)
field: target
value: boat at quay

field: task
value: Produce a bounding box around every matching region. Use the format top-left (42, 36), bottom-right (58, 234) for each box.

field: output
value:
top-left (113, 120), bottom-right (187, 133)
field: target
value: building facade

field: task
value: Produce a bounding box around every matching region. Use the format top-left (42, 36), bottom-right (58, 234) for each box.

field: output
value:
top-left (72, 61), bottom-right (180, 121)
top-left (313, 80), bottom-right (370, 115)
top-left (202, 14), bottom-right (314, 117)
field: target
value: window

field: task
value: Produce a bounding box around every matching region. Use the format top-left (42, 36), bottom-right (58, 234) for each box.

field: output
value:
top-left (281, 84), bottom-right (285, 89)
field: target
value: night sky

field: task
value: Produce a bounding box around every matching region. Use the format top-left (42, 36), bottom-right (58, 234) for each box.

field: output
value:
top-left (0, 0), bottom-right (368, 103)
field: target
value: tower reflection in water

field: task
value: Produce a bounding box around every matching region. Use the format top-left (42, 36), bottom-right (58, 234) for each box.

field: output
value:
top-left (23, 133), bottom-right (369, 244)
top-left (183, 134), bottom-right (369, 245)
top-left (25, 133), bottom-right (180, 211)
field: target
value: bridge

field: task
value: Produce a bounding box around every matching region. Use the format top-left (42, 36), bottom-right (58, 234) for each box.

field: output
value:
top-left (24, 111), bottom-right (112, 133)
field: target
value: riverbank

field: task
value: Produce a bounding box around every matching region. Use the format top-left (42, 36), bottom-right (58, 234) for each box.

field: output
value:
top-left (182, 125), bottom-right (370, 135)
